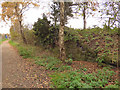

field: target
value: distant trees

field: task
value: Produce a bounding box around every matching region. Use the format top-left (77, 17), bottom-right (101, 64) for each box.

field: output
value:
top-left (101, 2), bottom-right (119, 29)
top-left (1, 0), bottom-right (39, 44)
top-left (74, 2), bottom-right (99, 29)
top-left (50, 2), bottom-right (59, 26)
top-left (50, 2), bottom-right (73, 26)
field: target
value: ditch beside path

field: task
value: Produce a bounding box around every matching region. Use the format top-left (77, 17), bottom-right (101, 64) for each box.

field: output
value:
top-left (2, 40), bottom-right (50, 88)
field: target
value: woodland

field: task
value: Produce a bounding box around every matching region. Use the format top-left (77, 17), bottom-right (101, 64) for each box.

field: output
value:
top-left (0, 0), bottom-right (120, 88)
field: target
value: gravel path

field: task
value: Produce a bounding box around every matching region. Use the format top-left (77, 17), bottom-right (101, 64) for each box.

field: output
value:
top-left (2, 40), bottom-right (50, 88)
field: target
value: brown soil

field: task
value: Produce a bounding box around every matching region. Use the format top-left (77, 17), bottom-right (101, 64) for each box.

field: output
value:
top-left (71, 61), bottom-right (99, 73)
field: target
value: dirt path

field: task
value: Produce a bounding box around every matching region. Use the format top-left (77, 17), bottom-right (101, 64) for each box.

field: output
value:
top-left (2, 40), bottom-right (50, 88)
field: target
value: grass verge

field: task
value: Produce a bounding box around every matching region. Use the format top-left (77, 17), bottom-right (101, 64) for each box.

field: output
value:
top-left (0, 39), bottom-right (8, 44)
top-left (9, 40), bottom-right (34, 59)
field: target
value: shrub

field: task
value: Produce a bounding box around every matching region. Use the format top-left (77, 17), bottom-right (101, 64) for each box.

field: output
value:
top-left (24, 30), bottom-right (37, 45)
top-left (18, 46), bottom-right (33, 59)
top-left (33, 17), bottom-right (51, 46)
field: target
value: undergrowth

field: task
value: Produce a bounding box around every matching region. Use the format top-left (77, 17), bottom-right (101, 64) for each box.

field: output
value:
top-left (9, 40), bottom-right (34, 59)
top-left (35, 55), bottom-right (72, 71)
top-left (50, 67), bottom-right (119, 88)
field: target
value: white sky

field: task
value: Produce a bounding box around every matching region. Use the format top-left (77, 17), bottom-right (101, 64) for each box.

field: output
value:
top-left (0, 1), bottom-right (110, 34)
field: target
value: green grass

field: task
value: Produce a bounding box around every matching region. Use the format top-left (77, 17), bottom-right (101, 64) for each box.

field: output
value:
top-left (0, 39), bottom-right (8, 44)
top-left (9, 40), bottom-right (19, 46)
top-left (9, 40), bottom-right (34, 59)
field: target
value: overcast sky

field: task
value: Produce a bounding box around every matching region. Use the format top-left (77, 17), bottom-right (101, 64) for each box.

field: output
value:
top-left (0, 0), bottom-right (113, 34)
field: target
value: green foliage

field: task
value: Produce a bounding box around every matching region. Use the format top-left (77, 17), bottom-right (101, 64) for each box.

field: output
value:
top-left (65, 58), bottom-right (73, 65)
top-left (95, 47), bottom-right (103, 52)
top-left (105, 85), bottom-right (119, 88)
top-left (103, 24), bottom-right (109, 30)
top-left (35, 58), bottom-right (47, 66)
top-left (32, 22), bottom-right (118, 67)
top-left (35, 55), bottom-right (72, 71)
top-left (96, 57), bottom-right (104, 63)
top-left (64, 27), bottom-right (97, 62)
top-left (95, 42), bottom-right (99, 45)
top-left (24, 30), bottom-right (37, 45)
top-left (18, 46), bottom-right (33, 59)
top-left (50, 68), bottom-right (118, 88)
top-left (10, 26), bottom-right (21, 41)
top-left (105, 37), bottom-right (113, 42)
top-left (33, 16), bottom-right (59, 48)
top-left (64, 27), bottom-right (80, 42)
top-left (50, 2), bottom-right (73, 24)
top-left (47, 25), bottom-right (59, 47)
top-left (9, 40), bottom-right (33, 59)
top-left (78, 27), bottom-right (118, 66)
top-left (105, 43), bottom-right (114, 47)
top-left (33, 16), bottom-right (51, 46)
top-left (82, 68), bottom-right (87, 71)
top-left (96, 52), bottom-right (111, 66)
top-left (9, 40), bottom-right (19, 46)
top-left (58, 65), bottom-right (72, 72)
top-left (35, 56), bottom-right (61, 70)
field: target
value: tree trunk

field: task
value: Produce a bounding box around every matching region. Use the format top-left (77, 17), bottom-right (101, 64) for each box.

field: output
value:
top-left (54, 13), bottom-right (57, 26)
top-left (117, 2), bottom-right (120, 84)
top-left (83, 2), bottom-right (86, 30)
top-left (108, 18), bottom-right (111, 30)
top-left (19, 20), bottom-right (27, 44)
top-left (55, 18), bottom-right (57, 26)
top-left (59, 1), bottom-right (66, 61)
top-left (15, 3), bottom-right (27, 44)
